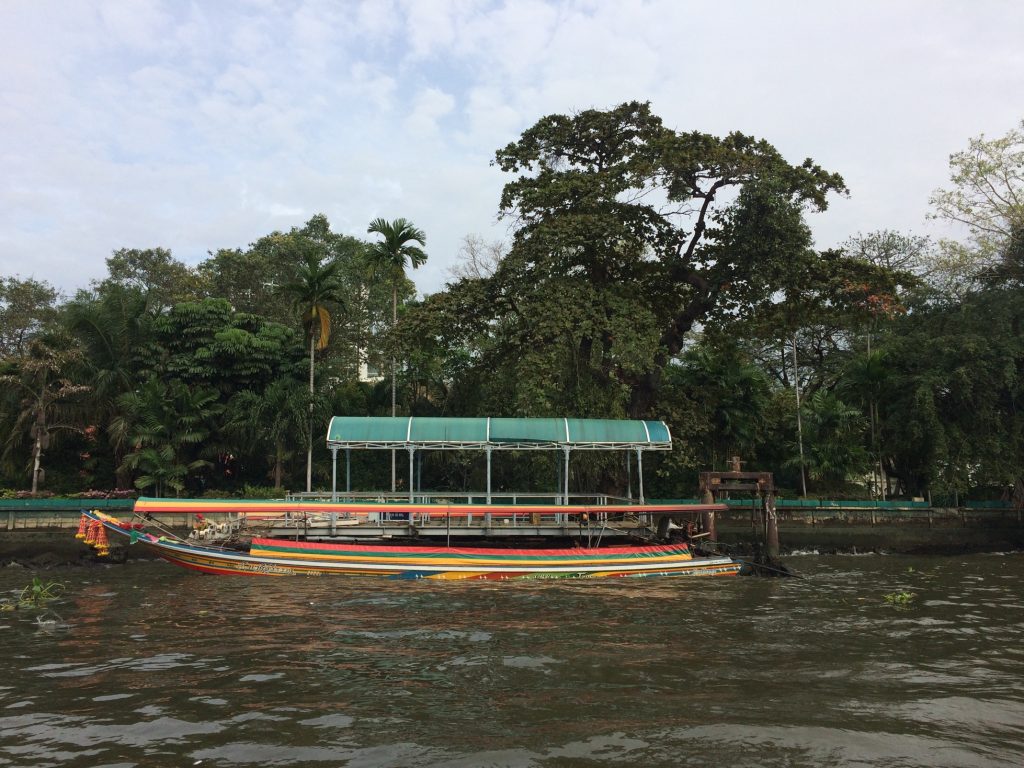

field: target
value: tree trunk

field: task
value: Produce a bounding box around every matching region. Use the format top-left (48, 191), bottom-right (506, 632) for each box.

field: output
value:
top-left (31, 433), bottom-right (42, 495)
top-left (793, 334), bottom-right (808, 498)
top-left (274, 440), bottom-right (284, 490)
top-left (391, 286), bottom-right (397, 493)
top-left (307, 330), bottom-right (315, 493)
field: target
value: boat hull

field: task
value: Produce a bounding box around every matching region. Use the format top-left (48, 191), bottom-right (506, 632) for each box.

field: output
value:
top-left (80, 510), bottom-right (740, 580)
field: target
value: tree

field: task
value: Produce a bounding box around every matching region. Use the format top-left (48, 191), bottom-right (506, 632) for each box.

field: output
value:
top-left (226, 378), bottom-right (311, 490)
top-left (928, 120), bottom-right (1024, 288)
top-left (490, 101), bottom-right (847, 416)
top-left (446, 234), bottom-right (505, 281)
top-left (113, 377), bottom-right (221, 497)
top-left (669, 342), bottom-right (771, 471)
top-left (97, 248), bottom-right (200, 313)
top-left (786, 390), bottom-right (870, 489)
top-left (280, 246), bottom-right (345, 493)
top-left (62, 285), bottom-right (152, 488)
top-left (366, 217), bottom-right (427, 490)
top-left (0, 276), bottom-right (60, 358)
top-left (0, 336), bottom-right (88, 494)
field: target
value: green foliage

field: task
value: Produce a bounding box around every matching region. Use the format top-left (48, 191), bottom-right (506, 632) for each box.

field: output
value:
top-left (1, 116), bottom-right (1022, 504)
top-left (0, 578), bottom-right (66, 611)
top-left (928, 120), bottom-right (1024, 288)
top-left (0, 276), bottom-right (60, 358)
top-left (787, 390), bottom-right (870, 486)
top-left (883, 591), bottom-right (916, 606)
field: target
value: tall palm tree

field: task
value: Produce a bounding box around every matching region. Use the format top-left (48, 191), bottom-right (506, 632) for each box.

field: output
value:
top-left (280, 250), bottom-right (345, 492)
top-left (366, 217), bottom-right (427, 491)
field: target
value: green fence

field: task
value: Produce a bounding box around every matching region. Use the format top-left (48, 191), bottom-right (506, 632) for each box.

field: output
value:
top-left (654, 498), bottom-right (938, 510)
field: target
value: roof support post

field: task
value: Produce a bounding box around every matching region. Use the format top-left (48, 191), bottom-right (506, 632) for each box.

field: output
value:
top-left (486, 446), bottom-right (493, 504)
top-left (626, 450), bottom-right (632, 500)
top-left (345, 448), bottom-right (351, 494)
top-left (563, 446), bottom-right (571, 514)
top-left (331, 446), bottom-right (339, 502)
top-left (636, 448), bottom-right (645, 507)
top-left (407, 447), bottom-right (415, 504)
top-left (485, 446), bottom-right (493, 528)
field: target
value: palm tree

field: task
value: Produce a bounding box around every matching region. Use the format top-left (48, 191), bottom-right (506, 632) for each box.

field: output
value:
top-left (112, 378), bottom-right (221, 497)
top-left (226, 378), bottom-right (310, 490)
top-left (365, 217), bottom-right (427, 491)
top-left (0, 336), bottom-right (88, 494)
top-left (280, 249), bottom-right (345, 492)
top-left (63, 285), bottom-right (150, 488)
top-left (786, 390), bottom-right (870, 488)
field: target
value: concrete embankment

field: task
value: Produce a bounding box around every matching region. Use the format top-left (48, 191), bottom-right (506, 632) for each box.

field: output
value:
top-left (715, 507), bottom-right (1024, 555)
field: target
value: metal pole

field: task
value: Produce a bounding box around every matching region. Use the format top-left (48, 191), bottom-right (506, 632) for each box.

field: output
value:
top-left (484, 446), bottom-right (493, 527)
top-left (331, 446), bottom-right (338, 501)
top-left (563, 447), bottom-right (570, 509)
top-left (636, 448), bottom-right (645, 505)
top-left (408, 447), bottom-right (415, 503)
top-left (556, 454), bottom-right (562, 505)
top-left (626, 450), bottom-right (632, 500)
top-left (345, 448), bottom-right (351, 493)
top-left (486, 447), bottom-right (492, 504)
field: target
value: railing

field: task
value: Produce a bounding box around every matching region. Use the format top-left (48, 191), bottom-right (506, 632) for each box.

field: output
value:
top-left (0, 496), bottom-right (1018, 532)
top-left (285, 491), bottom-right (633, 506)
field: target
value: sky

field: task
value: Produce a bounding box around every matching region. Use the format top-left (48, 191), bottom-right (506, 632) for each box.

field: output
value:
top-left (2, 0), bottom-right (1023, 299)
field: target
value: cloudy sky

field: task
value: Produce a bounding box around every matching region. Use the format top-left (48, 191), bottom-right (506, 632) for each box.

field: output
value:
top-left (2, 0), bottom-right (1022, 298)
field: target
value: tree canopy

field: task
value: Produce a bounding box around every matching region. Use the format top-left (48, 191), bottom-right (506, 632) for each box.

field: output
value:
top-left (1, 109), bottom-right (1021, 507)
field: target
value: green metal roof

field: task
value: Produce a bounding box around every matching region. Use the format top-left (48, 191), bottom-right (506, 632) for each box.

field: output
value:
top-left (325, 416), bottom-right (672, 451)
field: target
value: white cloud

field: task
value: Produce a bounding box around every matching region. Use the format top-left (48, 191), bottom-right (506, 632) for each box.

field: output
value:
top-left (1, 0), bottom-right (1022, 297)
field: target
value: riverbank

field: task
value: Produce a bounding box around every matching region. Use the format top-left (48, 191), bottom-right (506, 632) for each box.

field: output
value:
top-left (2, 507), bottom-right (1021, 567)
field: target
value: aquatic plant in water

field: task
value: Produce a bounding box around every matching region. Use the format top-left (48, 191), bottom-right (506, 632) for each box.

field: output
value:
top-left (883, 590), bottom-right (916, 606)
top-left (0, 578), bottom-right (66, 611)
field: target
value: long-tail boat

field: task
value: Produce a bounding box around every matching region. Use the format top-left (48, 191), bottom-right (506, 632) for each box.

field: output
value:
top-left (76, 507), bottom-right (740, 580)
top-left (73, 417), bottom-right (741, 579)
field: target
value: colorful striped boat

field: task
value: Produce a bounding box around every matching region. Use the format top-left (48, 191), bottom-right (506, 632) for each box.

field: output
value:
top-left (78, 509), bottom-right (740, 580)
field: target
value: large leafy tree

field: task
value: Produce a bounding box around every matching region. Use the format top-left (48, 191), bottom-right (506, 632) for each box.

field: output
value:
top-left (485, 101), bottom-right (847, 417)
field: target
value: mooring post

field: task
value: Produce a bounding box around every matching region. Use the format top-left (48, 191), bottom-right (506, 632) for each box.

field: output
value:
top-left (701, 487), bottom-right (718, 542)
top-left (765, 492), bottom-right (779, 558)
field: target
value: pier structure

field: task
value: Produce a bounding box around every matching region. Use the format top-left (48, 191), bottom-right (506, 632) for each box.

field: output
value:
top-left (700, 457), bottom-right (779, 556)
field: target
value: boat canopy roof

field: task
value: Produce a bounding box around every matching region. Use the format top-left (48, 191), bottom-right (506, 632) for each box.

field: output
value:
top-left (325, 416), bottom-right (672, 451)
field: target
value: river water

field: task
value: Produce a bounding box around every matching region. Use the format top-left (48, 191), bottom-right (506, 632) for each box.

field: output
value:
top-left (1, 553), bottom-right (1022, 767)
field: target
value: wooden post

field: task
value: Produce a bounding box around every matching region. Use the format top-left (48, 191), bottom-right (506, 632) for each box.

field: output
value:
top-left (700, 488), bottom-right (717, 542)
top-left (765, 492), bottom-right (779, 558)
